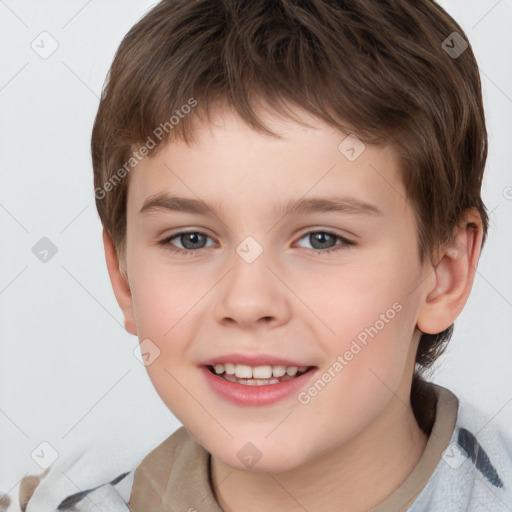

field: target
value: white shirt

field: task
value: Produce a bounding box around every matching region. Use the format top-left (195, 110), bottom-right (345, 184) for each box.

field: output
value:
top-left (5, 382), bottom-right (512, 511)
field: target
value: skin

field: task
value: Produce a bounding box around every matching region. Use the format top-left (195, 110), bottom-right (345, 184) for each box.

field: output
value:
top-left (103, 102), bottom-right (483, 511)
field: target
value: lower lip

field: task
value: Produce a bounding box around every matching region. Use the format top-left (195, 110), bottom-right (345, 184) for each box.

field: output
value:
top-left (200, 366), bottom-right (317, 406)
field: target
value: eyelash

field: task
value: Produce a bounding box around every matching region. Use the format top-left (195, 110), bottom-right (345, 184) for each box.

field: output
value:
top-left (157, 230), bottom-right (356, 257)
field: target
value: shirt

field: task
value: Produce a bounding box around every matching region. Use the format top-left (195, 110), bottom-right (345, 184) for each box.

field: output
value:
top-left (6, 382), bottom-right (512, 511)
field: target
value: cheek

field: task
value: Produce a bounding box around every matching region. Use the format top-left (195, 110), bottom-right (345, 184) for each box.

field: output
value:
top-left (129, 239), bottom-right (199, 319)
top-left (129, 263), bottom-right (198, 355)
top-left (295, 252), bottom-right (409, 334)
top-left (296, 249), bottom-right (418, 380)
top-left (129, 265), bottom-right (204, 417)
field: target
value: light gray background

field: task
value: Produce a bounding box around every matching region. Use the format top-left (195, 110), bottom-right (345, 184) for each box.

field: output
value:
top-left (1, 0), bottom-right (511, 490)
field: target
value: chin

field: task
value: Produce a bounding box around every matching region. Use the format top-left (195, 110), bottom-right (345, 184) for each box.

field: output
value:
top-left (209, 441), bottom-right (309, 474)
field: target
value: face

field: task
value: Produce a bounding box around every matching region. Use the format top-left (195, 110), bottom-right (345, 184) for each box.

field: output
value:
top-left (117, 104), bottom-right (434, 471)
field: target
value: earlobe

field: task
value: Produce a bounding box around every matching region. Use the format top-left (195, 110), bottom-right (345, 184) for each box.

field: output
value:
top-left (102, 228), bottom-right (138, 336)
top-left (417, 209), bottom-right (483, 335)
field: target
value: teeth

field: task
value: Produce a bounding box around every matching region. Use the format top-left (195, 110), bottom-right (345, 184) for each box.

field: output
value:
top-left (286, 366), bottom-right (298, 376)
top-left (224, 363), bottom-right (235, 375)
top-left (223, 374), bottom-right (282, 385)
top-left (234, 364), bottom-right (252, 379)
top-left (211, 363), bottom-right (310, 379)
top-left (272, 365), bottom-right (287, 377)
top-left (252, 365), bottom-right (272, 379)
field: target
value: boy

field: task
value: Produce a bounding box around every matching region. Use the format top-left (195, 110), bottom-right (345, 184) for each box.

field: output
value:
top-left (11, 0), bottom-right (511, 510)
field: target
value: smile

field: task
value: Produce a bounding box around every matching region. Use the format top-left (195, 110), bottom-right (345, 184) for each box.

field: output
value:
top-left (202, 364), bottom-right (317, 406)
top-left (209, 363), bottom-right (311, 385)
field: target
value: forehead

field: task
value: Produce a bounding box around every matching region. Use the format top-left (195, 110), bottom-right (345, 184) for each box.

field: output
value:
top-left (126, 105), bottom-right (409, 222)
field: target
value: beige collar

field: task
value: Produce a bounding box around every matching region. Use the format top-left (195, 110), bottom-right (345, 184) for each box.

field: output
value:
top-left (128, 383), bottom-right (458, 512)
top-left (370, 383), bottom-right (458, 511)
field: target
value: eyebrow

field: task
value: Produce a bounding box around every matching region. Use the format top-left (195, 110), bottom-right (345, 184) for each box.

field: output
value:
top-left (139, 192), bottom-right (382, 217)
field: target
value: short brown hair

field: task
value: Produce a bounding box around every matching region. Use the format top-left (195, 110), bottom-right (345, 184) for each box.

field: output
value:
top-left (91, 0), bottom-right (489, 397)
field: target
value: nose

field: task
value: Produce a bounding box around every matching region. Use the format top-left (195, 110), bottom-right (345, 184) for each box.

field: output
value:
top-left (214, 248), bottom-right (292, 330)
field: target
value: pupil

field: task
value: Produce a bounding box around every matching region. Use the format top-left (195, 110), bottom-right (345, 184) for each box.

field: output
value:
top-left (182, 233), bottom-right (205, 249)
top-left (311, 232), bottom-right (334, 249)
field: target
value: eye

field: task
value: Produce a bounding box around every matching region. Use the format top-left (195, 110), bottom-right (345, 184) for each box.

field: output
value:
top-left (158, 229), bottom-right (356, 257)
top-left (295, 230), bottom-right (356, 254)
top-left (158, 231), bottom-right (216, 256)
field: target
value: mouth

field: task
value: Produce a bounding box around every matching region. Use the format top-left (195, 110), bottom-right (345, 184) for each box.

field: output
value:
top-left (206, 363), bottom-right (315, 386)
top-left (201, 362), bottom-right (318, 406)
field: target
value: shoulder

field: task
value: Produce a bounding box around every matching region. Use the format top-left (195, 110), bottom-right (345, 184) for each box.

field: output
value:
top-left (2, 446), bottom-right (142, 512)
top-left (2, 469), bottom-right (135, 512)
top-left (125, 427), bottom-right (221, 510)
top-left (410, 385), bottom-right (512, 511)
top-left (127, 426), bottom-right (211, 509)
top-left (2, 428), bottom-right (195, 512)
top-left (0, 468), bottom-right (49, 512)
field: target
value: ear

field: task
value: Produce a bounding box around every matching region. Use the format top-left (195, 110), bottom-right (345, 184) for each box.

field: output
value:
top-left (416, 208), bottom-right (484, 335)
top-left (102, 228), bottom-right (137, 336)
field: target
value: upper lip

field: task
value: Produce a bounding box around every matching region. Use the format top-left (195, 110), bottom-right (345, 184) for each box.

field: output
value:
top-left (201, 353), bottom-right (314, 368)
